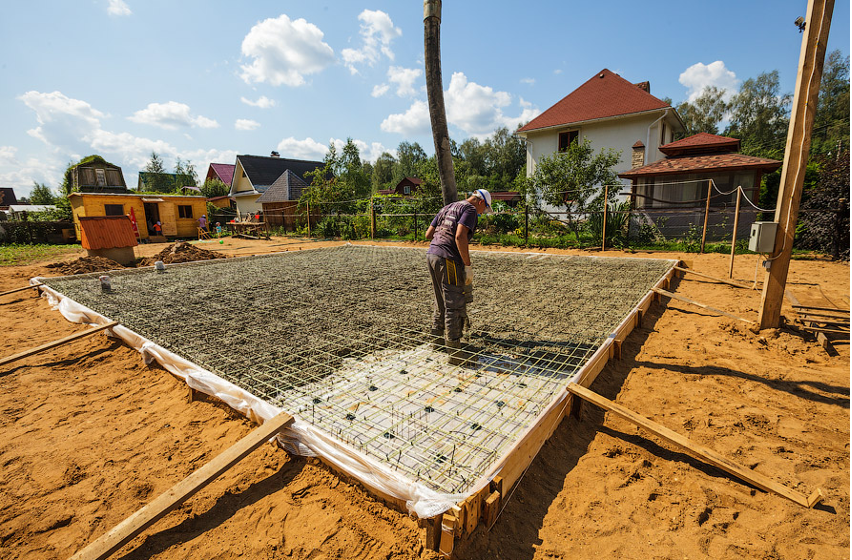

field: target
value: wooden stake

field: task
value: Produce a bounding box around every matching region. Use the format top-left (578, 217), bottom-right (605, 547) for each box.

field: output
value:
top-left (674, 266), bottom-right (752, 290)
top-left (0, 283), bottom-right (41, 298)
top-left (700, 179), bottom-right (713, 254)
top-left (566, 383), bottom-right (824, 508)
top-left (759, 0), bottom-right (835, 329)
top-left (601, 184), bottom-right (609, 252)
top-left (0, 321), bottom-right (119, 368)
top-left (69, 410), bottom-right (295, 560)
top-left (729, 187), bottom-right (742, 278)
top-left (653, 288), bottom-right (755, 325)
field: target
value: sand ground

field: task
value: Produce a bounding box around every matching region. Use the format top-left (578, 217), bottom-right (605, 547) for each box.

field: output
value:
top-left (0, 237), bottom-right (848, 559)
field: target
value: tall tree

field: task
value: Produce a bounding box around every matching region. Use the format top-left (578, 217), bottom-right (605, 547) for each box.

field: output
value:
top-left (676, 86), bottom-right (729, 136)
top-left (340, 138), bottom-right (370, 199)
top-left (424, 0), bottom-right (457, 204)
top-left (393, 141), bottom-right (428, 183)
top-left (484, 126), bottom-right (526, 188)
top-left (371, 152), bottom-right (397, 191)
top-left (29, 182), bottom-right (56, 205)
top-left (173, 157), bottom-right (198, 191)
top-left (144, 152), bottom-right (171, 193)
top-left (725, 71), bottom-right (792, 157)
top-left (811, 49), bottom-right (850, 157)
top-left (530, 139), bottom-right (621, 240)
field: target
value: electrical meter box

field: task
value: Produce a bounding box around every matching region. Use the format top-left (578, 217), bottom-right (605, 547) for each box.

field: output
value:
top-left (749, 221), bottom-right (778, 252)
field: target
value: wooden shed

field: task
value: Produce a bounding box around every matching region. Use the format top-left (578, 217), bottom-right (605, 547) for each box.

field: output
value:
top-left (69, 192), bottom-right (207, 241)
top-left (78, 216), bottom-right (138, 265)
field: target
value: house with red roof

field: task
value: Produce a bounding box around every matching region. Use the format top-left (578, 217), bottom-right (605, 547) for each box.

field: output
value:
top-left (619, 132), bottom-right (781, 240)
top-left (378, 177), bottom-right (423, 196)
top-left (205, 163), bottom-right (235, 186)
top-left (517, 69), bottom-right (685, 188)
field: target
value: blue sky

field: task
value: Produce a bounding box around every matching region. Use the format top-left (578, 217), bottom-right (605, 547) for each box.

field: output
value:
top-left (0, 0), bottom-right (848, 198)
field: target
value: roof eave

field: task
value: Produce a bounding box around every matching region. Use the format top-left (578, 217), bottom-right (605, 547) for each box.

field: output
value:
top-left (517, 107), bottom-right (672, 137)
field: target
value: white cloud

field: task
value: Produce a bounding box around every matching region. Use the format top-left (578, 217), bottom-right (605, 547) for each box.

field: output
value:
top-left (342, 10), bottom-right (401, 74)
top-left (276, 137), bottom-right (329, 160)
top-left (445, 73), bottom-right (539, 137)
top-left (520, 77), bottom-right (535, 85)
top-left (0, 146), bottom-right (18, 165)
top-left (371, 83), bottom-right (390, 98)
top-left (107, 0), bottom-right (131, 17)
top-left (235, 119), bottom-right (261, 131)
top-left (387, 66), bottom-right (421, 97)
top-left (679, 61), bottom-right (739, 102)
top-left (240, 95), bottom-right (276, 109)
top-left (240, 14), bottom-right (335, 87)
top-left (128, 101), bottom-right (219, 130)
top-left (18, 90), bottom-right (105, 149)
top-left (380, 99), bottom-right (430, 136)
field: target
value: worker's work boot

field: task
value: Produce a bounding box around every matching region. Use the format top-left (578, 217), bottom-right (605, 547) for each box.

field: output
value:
top-left (447, 339), bottom-right (473, 367)
top-left (429, 328), bottom-right (445, 351)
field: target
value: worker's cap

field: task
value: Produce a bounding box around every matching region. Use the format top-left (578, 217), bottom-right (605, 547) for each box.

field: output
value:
top-left (473, 189), bottom-right (493, 213)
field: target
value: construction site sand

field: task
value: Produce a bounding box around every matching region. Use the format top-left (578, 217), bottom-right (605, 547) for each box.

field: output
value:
top-left (0, 237), bottom-right (848, 559)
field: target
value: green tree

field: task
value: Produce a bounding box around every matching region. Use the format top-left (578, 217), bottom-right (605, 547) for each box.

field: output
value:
top-left (144, 152), bottom-right (171, 192)
top-left (483, 126), bottom-right (526, 189)
top-left (676, 86), bottom-right (729, 136)
top-left (725, 71), bottom-right (791, 157)
top-left (173, 157), bottom-right (198, 191)
top-left (811, 49), bottom-right (850, 157)
top-left (200, 178), bottom-right (230, 199)
top-left (393, 141), bottom-right (428, 184)
top-left (530, 139), bottom-right (621, 240)
top-left (340, 138), bottom-right (370, 199)
top-left (371, 152), bottom-right (397, 192)
top-left (29, 182), bottom-right (56, 205)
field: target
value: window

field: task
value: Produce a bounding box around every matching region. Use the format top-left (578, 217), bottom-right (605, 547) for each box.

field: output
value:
top-left (403, 185), bottom-right (411, 195)
top-left (104, 204), bottom-right (124, 216)
top-left (178, 205), bottom-right (193, 218)
top-left (558, 130), bottom-right (579, 152)
top-left (96, 168), bottom-right (107, 187)
top-left (660, 123), bottom-right (668, 145)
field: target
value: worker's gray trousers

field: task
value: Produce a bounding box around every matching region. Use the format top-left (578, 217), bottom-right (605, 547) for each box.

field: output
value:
top-left (427, 253), bottom-right (467, 341)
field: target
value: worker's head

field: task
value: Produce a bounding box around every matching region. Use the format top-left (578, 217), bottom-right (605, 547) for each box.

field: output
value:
top-left (468, 189), bottom-right (493, 215)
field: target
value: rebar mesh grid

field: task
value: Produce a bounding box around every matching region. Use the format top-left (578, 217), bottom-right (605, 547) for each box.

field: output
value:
top-left (41, 245), bottom-right (674, 494)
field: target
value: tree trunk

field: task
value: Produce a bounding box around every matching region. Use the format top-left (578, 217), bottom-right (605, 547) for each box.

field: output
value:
top-left (424, 0), bottom-right (457, 206)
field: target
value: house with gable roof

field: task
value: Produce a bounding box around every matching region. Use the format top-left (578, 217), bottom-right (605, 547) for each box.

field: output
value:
top-left (205, 163), bottom-right (235, 186)
top-left (256, 169), bottom-right (312, 230)
top-left (619, 132), bottom-right (781, 240)
top-left (517, 69), bottom-right (685, 191)
top-left (228, 153), bottom-right (324, 217)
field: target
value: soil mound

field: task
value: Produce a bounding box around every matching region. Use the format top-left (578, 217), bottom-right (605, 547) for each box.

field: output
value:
top-left (45, 256), bottom-right (125, 275)
top-left (139, 241), bottom-right (226, 266)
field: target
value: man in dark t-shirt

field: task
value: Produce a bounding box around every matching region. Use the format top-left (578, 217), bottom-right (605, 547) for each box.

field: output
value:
top-left (425, 189), bottom-right (492, 365)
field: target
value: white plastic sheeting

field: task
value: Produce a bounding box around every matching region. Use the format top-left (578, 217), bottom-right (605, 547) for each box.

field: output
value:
top-left (32, 277), bottom-right (474, 518)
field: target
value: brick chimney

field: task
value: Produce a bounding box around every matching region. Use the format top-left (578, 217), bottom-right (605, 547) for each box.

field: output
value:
top-left (270, 151), bottom-right (280, 158)
top-left (631, 141), bottom-right (645, 168)
top-left (634, 81), bottom-right (650, 94)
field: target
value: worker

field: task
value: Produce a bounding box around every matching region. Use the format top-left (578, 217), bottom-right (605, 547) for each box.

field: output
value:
top-left (425, 189), bottom-right (492, 365)
top-left (198, 214), bottom-right (208, 232)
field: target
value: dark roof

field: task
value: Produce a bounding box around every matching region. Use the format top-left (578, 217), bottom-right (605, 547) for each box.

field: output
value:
top-left (237, 155), bottom-right (324, 191)
top-left (0, 188), bottom-right (19, 207)
top-left (518, 69), bottom-right (671, 133)
top-left (619, 153), bottom-right (782, 179)
top-left (256, 170), bottom-right (309, 203)
top-left (659, 132), bottom-right (740, 156)
top-left (398, 176), bottom-right (423, 186)
top-left (208, 163), bottom-right (235, 186)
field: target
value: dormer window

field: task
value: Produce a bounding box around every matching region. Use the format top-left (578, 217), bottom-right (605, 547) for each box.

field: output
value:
top-left (96, 168), bottom-right (107, 187)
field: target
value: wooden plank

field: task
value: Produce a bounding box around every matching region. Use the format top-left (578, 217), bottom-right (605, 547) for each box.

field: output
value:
top-left (0, 283), bottom-right (41, 297)
top-left (797, 316), bottom-right (850, 327)
top-left (463, 489), bottom-right (483, 535)
top-left (674, 266), bottom-right (752, 290)
top-left (69, 410), bottom-right (295, 560)
top-left (0, 321), bottom-right (119, 368)
top-left (483, 491), bottom-right (500, 528)
top-left (566, 383), bottom-right (824, 508)
top-left (792, 304), bottom-right (850, 313)
top-left (653, 288), bottom-right (755, 325)
top-left (439, 514), bottom-right (456, 557)
top-left (800, 325), bottom-right (850, 335)
top-left (420, 515), bottom-right (442, 551)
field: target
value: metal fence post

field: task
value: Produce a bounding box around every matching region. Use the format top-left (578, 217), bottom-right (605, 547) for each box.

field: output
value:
top-left (601, 184), bottom-right (609, 251)
top-left (414, 207), bottom-right (418, 240)
top-left (370, 197), bottom-right (376, 239)
top-left (524, 204), bottom-right (529, 245)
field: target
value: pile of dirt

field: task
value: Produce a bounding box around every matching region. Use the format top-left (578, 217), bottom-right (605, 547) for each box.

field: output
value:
top-left (44, 256), bottom-right (125, 275)
top-left (138, 241), bottom-right (226, 266)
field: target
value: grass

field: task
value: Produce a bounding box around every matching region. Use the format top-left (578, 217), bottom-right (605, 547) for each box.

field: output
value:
top-left (0, 244), bottom-right (81, 267)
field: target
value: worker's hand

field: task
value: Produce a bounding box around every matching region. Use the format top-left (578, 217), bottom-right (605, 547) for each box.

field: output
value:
top-left (464, 266), bottom-right (473, 285)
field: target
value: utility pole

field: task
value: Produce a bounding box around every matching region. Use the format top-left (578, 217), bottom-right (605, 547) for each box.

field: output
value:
top-left (758, 0), bottom-right (834, 329)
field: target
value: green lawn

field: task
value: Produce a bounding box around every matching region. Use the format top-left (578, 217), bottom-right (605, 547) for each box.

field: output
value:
top-left (0, 244), bottom-right (81, 266)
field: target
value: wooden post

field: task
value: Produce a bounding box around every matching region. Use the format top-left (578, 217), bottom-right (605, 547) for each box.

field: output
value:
top-left (69, 411), bottom-right (295, 560)
top-left (700, 179), bottom-right (713, 253)
top-left (414, 208), bottom-right (418, 240)
top-left (0, 283), bottom-right (41, 298)
top-left (728, 187), bottom-right (742, 278)
top-left (759, 0), bottom-right (834, 329)
top-left (601, 184), bottom-right (609, 252)
top-left (0, 321), bottom-right (119, 368)
top-left (566, 383), bottom-right (824, 508)
top-left (306, 201), bottom-right (312, 238)
top-left (370, 197), bottom-right (377, 239)
top-left (524, 204), bottom-right (529, 245)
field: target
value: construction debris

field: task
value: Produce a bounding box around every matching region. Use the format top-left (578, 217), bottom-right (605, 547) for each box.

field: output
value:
top-left (138, 241), bottom-right (227, 266)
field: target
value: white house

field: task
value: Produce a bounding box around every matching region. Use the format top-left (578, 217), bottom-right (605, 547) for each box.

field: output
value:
top-left (517, 69), bottom-right (685, 193)
top-left (228, 153), bottom-right (324, 217)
